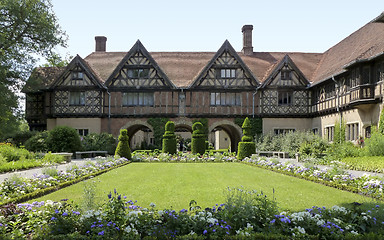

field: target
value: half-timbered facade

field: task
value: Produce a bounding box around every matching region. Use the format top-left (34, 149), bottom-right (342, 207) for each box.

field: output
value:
top-left (23, 12), bottom-right (384, 149)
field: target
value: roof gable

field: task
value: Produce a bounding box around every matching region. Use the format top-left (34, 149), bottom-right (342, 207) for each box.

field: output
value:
top-left (261, 55), bottom-right (310, 88)
top-left (49, 55), bottom-right (105, 89)
top-left (105, 40), bottom-right (175, 89)
top-left (190, 40), bottom-right (259, 89)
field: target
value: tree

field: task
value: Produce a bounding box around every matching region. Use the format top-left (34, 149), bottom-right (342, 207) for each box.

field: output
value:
top-left (0, 0), bottom-right (67, 137)
top-left (333, 120), bottom-right (346, 145)
top-left (115, 129), bottom-right (131, 160)
top-left (237, 117), bottom-right (256, 160)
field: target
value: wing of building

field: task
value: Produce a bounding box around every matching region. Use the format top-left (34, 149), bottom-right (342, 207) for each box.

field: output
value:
top-left (23, 12), bottom-right (384, 149)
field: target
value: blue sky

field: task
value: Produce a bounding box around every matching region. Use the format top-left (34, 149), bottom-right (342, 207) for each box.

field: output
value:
top-left (50, 0), bottom-right (383, 59)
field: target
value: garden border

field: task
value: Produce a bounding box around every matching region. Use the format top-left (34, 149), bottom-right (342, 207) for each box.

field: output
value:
top-left (0, 161), bottom-right (131, 206)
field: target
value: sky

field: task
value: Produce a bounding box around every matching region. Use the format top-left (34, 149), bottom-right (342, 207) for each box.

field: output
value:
top-left (50, 0), bottom-right (383, 60)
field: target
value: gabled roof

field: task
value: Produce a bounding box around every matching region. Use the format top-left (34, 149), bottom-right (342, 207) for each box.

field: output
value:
top-left (261, 55), bottom-right (311, 88)
top-left (104, 40), bottom-right (176, 88)
top-left (189, 40), bottom-right (260, 88)
top-left (23, 67), bottom-right (65, 93)
top-left (311, 17), bottom-right (384, 85)
top-left (50, 55), bottom-right (105, 89)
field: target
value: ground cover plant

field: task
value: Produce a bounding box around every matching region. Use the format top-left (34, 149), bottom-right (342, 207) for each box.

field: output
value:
top-left (0, 144), bottom-right (65, 173)
top-left (0, 156), bottom-right (130, 204)
top-left (2, 187), bottom-right (384, 239)
top-left (33, 162), bottom-right (379, 212)
top-left (340, 156), bottom-right (384, 173)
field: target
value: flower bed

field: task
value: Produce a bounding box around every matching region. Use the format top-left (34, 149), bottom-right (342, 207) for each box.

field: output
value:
top-left (1, 188), bottom-right (383, 239)
top-left (0, 157), bottom-right (130, 205)
top-left (241, 156), bottom-right (384, 200)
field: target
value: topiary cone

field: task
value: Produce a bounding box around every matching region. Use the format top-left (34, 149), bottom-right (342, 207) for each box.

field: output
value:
top-left (115, 129), bottom-right (131, 160)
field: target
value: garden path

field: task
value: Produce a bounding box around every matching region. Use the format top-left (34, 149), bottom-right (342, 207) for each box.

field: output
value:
top-left (0, 159), bottom-right (91, 183)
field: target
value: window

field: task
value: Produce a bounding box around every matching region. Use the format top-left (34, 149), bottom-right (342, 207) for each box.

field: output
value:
top-left (281, 70), bottom-right (292, 80)
top-left (365, 126), bottom-right (371, 138)
top-left (69, 92), bottom-right (85, 106)
top-left (77, 129), bottom-right (89, 136)
top-left (127, 69), bottom-right (149, 78)
top-left (278, 91), bottom-right (292, 105)
top-left (312, 128), bottom-right (319, 135)
top-left (210, 92), bottom-right (241, 106)
top-left (72, 72), bottom-right (83, 80)
top-left (346, 123), bottom-right (359, 141)
top-left (362, 66), bottom-right (370, 84)
top-left (218, 69), bottom-right (236, 78)
top-left (274, 129), bottom-right (295, 135)
top-left (122, 92), bottom-right (154, 106)
top-left (325, 126), bottom-right (335, 142)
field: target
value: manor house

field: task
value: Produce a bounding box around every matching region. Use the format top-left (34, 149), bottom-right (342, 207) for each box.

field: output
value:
top-left (23, 13), bottom-right (384, 151)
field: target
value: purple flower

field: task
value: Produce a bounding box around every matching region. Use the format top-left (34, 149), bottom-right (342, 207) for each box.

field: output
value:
top-left (62, 212), bottom-right (68, 216)
top-left (98, 230), bottom-right (104, 235)
top-left (108, 192), bottom-right (112, 199)
top-left (203, 230), bottom-right (207, 235)
top-left (51, 217), bottom-right (56, 220)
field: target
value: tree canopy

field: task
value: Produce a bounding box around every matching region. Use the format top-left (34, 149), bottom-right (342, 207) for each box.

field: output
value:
top-left (0, 0), bottom-right (67, 137)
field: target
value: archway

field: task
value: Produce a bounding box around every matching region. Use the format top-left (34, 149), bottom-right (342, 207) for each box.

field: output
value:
top-left (209, 120), bottom-right (242, 152)
top-left (121, 120), bottom-right (154, 150)
top-left (175, 124), bottom-right (192, 152)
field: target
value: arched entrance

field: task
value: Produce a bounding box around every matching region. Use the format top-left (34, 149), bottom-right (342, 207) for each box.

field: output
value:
top-left (209, 120), bottom-right (242, 152)
top-left (121, 120), bottom-right (154, 150)
top-left (174, 124), bottom-right (192, 152)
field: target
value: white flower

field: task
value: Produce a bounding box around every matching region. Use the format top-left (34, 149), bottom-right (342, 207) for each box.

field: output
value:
top-left (149, 202), bottom-right (156, 208)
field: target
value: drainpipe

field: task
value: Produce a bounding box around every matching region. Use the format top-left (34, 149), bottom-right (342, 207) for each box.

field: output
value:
top-left (107, 90), bottom-right (111, 134)
top-left (331, 76), bottom-right (342, 143)
top-left (252, 87), bottom-right (260, 118)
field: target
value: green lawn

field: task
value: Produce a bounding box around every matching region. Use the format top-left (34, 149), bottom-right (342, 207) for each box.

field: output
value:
top-left (33, 163), bottom-right (381, 212)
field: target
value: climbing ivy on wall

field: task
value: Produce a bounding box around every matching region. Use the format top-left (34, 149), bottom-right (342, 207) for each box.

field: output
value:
top-left (192, 118), bottom-right (208, 139)
top-left (147, 118), bottom-right (169, 149)
top-left (234, 117), bottom-right (262, 140)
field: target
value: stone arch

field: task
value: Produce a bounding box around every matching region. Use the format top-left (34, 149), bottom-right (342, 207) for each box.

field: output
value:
top-left (173, 118), bottom-right (193, 151)
top-left (209, 120), bottom-right (243, 152)
top-left (121, 120), bottom-right (154, 149)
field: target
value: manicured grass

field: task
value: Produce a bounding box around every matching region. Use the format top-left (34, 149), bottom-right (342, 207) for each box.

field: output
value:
top-left (33, 163), bottom-right (381, 212)
top-left (341, 156), bottom-right (384, 173)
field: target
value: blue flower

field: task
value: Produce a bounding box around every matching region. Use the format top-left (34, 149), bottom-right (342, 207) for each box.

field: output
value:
top-left (108, 192), bottom-right (112, 199)
top-left (98, 230), bottom-right (104, 235)
top-left (270, 219), bottom-right (276, 224)
top-left (51, 217), bottom-right (56, 221)
top-left (203, 230), bottom-right (207, 235)
top-left (62, 212), bottom-right (68, 216)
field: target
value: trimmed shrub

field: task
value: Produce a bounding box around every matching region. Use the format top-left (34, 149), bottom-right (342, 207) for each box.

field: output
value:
top-left (162, 121), bottom-right (177, 154)
top-left (81, 132), bottom-right (117, 154)
top-left (115, 129), bottom-right (131, 160)
top-left (237, 117), bottom-right (255, 160)
top-left (191, 122), bottom-right (206, 155)
top-left (25, 131), bottom-right (49, 152)
top-left (47, 126), bottom-right (82, 153)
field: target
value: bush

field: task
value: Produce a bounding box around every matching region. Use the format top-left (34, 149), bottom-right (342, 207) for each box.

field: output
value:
top-left (2, 131), bottom-right (36, 147)
top-left (81, 132), bottom-right (117, 154)
top-left (47, 126), bottom-right (82, 153)
top-left (191, 122), bottom-right (206, 155)
top-left (364, 129), bottom-right (384, 156)
top-left (237, 117), bottom-right (255, 160)
top-left (24, 131), bottom-right (49, 152)
top-left (115, 129), bottom-right (131, 160)
top-left (0, 144), bottom-right (32, 162)
top-left (162, 121), bottom-right (177, 154)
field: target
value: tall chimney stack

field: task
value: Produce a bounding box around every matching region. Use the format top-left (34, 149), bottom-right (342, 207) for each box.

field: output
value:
top-left (241, 25), bottom-right (253, 55)
top-left (95, 36), bottom-right (107, 52)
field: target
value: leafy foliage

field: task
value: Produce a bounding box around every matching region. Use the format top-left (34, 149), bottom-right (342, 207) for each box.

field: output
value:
top-left (81, 132), bottom-right (117, 155)
top-left (0, 0), bottom-right (67, 137)
top-left (47, 126), bottom-right (82, 153)
top-left (234, 117), bottom-right (262, 140)
top-left (191, 122), bottom-right (206, 155)
top-left (364, 128), bottom-right (384, 156)
top-left (237, 117), bottom-right (256, 160)
top-left (0, 144), bottom-right (32, 162)
top-left (162, 121), bottom-right (176, 154)
top-left (334, 120), bottom-right (346, 145)
top-left (115, 129), bottom-right (131, 159)
top-left (147, 118), bottom-right (169, 149)
top-left (24, 131), bottom-right (49, 152)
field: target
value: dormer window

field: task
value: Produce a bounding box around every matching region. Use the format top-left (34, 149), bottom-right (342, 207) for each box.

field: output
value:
top-left (281, 70), bottom-right (292, 80)
top-left (218, 69), bottom-right (236, 79)
top-left (127, 68), bottom-right (149, 78)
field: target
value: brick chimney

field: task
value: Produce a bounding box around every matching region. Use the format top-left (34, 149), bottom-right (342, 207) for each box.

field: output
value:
top-left (241, 25), bottom-right (253, 55)
top-left (95, 36), bottom-right (107, 52)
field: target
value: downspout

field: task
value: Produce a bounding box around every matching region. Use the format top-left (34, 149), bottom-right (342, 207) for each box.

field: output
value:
top-left (331, 76), bottom-right (342, 143)
top-left (107, 90), bottom-right (111, 134)
top-left (252, 87), bottom-right (260, 118)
